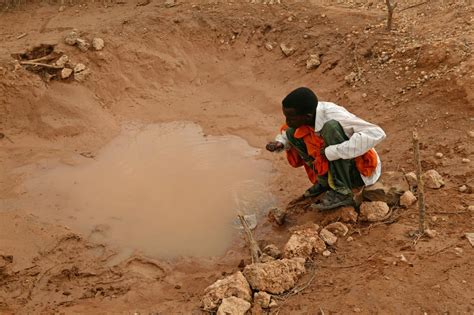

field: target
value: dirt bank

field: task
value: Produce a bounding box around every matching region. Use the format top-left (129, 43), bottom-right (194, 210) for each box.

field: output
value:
top-left (1, 0), bottom-right (473, 313)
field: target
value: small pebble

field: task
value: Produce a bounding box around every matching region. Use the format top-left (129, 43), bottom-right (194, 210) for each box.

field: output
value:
top-left (424, 229), bottom-right (437, 238)
top-left (346, 236), bottom-right (354, 242)
top-left (459, 185), bottom-right (468, 193)
top-left (454, 247), bottom-right (463, 255)
top-left (468, 205), bottom-right (474, 212)
top-left (462, 158), bottom-right (470, 163)
top-left (435, 152), bottom-right (443, 159)
top-left (322, 250), bottom-right (331, 257)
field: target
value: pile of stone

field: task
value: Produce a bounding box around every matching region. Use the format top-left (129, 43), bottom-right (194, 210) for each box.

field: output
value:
top-left (64, 29), bottom-right (105, 52)
top-left (201, 220), bottom-right (349, 313)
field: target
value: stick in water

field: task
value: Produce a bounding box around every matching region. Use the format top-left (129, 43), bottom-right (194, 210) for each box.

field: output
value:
top-left (412, 131), bottom-right (425, 234)
top-left (237, 214), bottom-right (262, 264)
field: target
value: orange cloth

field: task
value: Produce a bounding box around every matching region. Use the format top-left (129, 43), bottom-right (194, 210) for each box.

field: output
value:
top-left (281, 124), bottom-right (378, 183)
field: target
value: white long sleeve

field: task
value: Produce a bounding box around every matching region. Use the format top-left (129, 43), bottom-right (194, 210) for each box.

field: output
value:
top-left (274, 130), bottom-right (290, 152)
top-left (314, 102), bottom-right (386, 161)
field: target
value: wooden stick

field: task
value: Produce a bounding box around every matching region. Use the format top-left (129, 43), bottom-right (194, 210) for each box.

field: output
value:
top-left (237, 214), bottom-right (262, 264)
top-left (413, 131), bottom-right (425, 234)
top-left (385, 0), bottom-right (398, 30)
top-left (399, 1), bottom-right (429, 12)
top-left (19, 61), bottom-right (63, 69)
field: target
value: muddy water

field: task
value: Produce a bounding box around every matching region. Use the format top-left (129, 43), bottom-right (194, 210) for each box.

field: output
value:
top-left (18, 122), bottom-right (274, 258)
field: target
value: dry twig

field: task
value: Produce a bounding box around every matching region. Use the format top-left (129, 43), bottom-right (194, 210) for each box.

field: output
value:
top-left (237, 214), bottom-right (262, 263)
top-left (413, 131), bottom-right (426, 234)
top-left (385, 0), bottom-right (398, 30)
top-left (19, 61), bottom-right (63, 69)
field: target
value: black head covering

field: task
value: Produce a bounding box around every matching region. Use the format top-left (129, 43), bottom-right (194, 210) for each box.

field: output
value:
top-left (282, 87), bottom-right (318, 115)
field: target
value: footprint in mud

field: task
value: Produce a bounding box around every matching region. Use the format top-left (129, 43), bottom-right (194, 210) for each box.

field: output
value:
top-left (124, 258), bottom-right (166, 280)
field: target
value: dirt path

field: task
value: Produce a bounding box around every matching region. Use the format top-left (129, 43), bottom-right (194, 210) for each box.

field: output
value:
top-left (1, 0), bottom-right (473, 313)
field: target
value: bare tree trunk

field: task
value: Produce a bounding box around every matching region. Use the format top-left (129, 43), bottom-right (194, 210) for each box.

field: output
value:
top-left (385, 0), bottom-right (398, 30)
top-left (412, 131), bottom-right (426, 234)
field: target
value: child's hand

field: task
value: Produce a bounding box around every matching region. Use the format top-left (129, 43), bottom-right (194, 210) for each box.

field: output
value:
top-left (266, 141), bottom-right (284, 152)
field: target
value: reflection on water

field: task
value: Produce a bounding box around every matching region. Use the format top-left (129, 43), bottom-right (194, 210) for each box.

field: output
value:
top-left (20, 122), bottom-right (275, 258)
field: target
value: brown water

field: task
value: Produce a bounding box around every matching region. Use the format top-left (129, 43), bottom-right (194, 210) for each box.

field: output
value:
top-left (15, 122), bottom-right (274, 258)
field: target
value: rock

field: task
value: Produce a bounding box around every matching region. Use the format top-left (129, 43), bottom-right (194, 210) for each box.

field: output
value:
top-left (64, 30), bottom-right (79, 46)
top-left (344, 71), bottom-right (357, 84)
top-left (359, 201), bottom-right (390, 222)
top-left (165, 0), bottom-right (176, 7)
top-left (58, 5), bottom-right (65, 12)
top-left (346, 236), bottom-right (354, 242)
top-left (263, 244), bottom-right (281, 259)
top-left (465, 233), bottom-right (474, 247)
top-left (243, 258), bottom-right (306, 294)
top-left (468, 205), bottom-right (474, 212)
top-left (76, 38), bottom-right (90, 52)
top-left (55, 55), bottom-right (69, 67)
top-left (399, 254), bottom-right (408, 263)
top-left (319, 228), bottom-right (337, 246)
top-left (468, 131), bottom-right (474, 138)
top-left (92, 37), bottom-right (105, 51)
top-left (363, 171), bottom-right (409, 206)
top-left (405, 172), bottom-right (418, 188)
top-left (306, 54), bottom-right (320, 70)
top-left (284, 224), bottom-right (326, 259)
top-left (259, 253), bottom-right (275, 263)
top-left (268, 207), bottom-right (286, 225)
top-left (459, 185), bottom-right (467, 193)
top-left (269, 299), bottom-right (278, 308)
top-left (435, 152), bottom-right (443, 159)
top-left (422, 169), bottom-right (444, 189)
top-left (362, 93), bottom-right (368, 98)
top-left (462, 158), bottom-right (470, 163)
top-left (319, 206), bottom-right (358, 225)
top-left (254, 291), bottom-right (271, 309)
top-left (217, 297), bottom-right (251, 315)
top-left (264, 43), bottom-right (273, 51)
top-left (202, 271), bottom-right (252, 311)
top-left (324, 222), bottom-right (348, 237)
top-left (280, 43), bottom-right (296, 57)
top-left (400, 191), bottom-right (417, 207)
top-left (424, 229), bottom-right (437, 238)
top-left (74, 70), bottom-right (90, 82)
top-left (454, 247), bottom-right (463, 255)
top-left (74, 63), bottom-right (86, 73)
top-left (60, 68), bottom-right (73, 79)
top-left (322, 250), bottom-right (331, 257)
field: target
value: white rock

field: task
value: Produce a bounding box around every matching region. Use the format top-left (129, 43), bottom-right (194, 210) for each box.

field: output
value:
top-left (422, 170), bottom-right (444, 189)
top-left (346, 236), bottom-right (354, 242)
top-left (264, 42), bottom-right (273, 51)
top-left (263, 244), bottom-right (281, 259)
top-left (424, 229), bottom-right (437, 238)
top-left (55, 55), bottom-right (69, 67)
top-left (362, 93), bottom-right (368, 98)
top-left (201, 271), bottom-right (252, 311)
top-left (254, 291), bottom-right (271, 309)
top-left (344, 71), bottom-right (357, 84)
top-left (319, 228), bottom-right (337, 246)
top-left (459, 185), bottom-right (468, 193)
top-left (74, 63), bottom-right (86, 73)
top-left (58, 5), bottom-right (65, 12)
top-left (465, 233), bottom-right (474, 247)
top-left (462, 158), bottom-right (470, 163)
top-left (92, 37), bottom-right (105, 51)
top-left (60, 68), bottom-right (73, 79)
top-left (280, 43), bottom-right (296, 57)
top-left (405, 172), bottom-right (418, 188)
top-left (322, 250), bottom-right (331, 257)
top-left (74, 69), bottom-right (90, 82)
top-left (400, 191), bottom-right (417, 207)
top-left (64, 30), bottom-right (79, 46)
top-left (399, 254), bottom-right (408, 263)
top-left (165, 0), bottom-right (176, 7)
top-left (217, 297), bottom-right (251, 315)
top-left (306, 54), bottom-right (320, 70)
top-left (359, 201), bottom-right (390, 222)
top-left (435, 152), bottom-right (443, 159)
top-left (468, 205), bottom-right (474, 212)
top-left (76, 38), bottom-right (90, 52)
top-left (243, 258), bottom-right (306, 294)
top-left (324, 222), bottom-right (349, 237)
top-left (284, 224), bottom-right (326, 259)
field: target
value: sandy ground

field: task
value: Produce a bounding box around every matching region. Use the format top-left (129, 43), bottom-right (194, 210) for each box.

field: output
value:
top-left (1, 0), bottom-right (473, 313)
